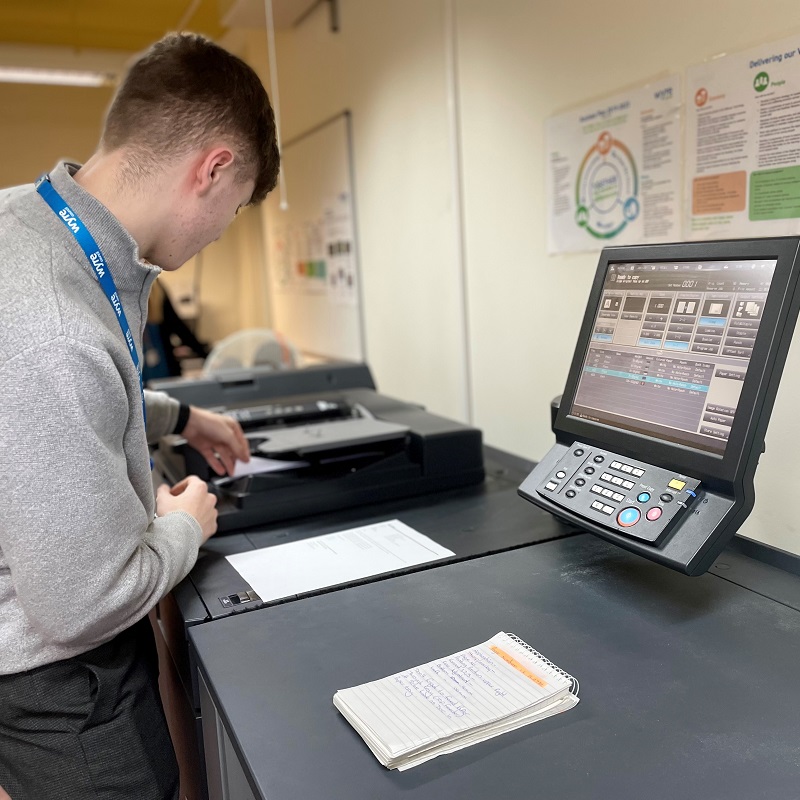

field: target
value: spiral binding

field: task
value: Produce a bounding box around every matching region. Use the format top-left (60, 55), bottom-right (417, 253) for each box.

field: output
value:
top-left (504, 632), bottom-right (580, 696)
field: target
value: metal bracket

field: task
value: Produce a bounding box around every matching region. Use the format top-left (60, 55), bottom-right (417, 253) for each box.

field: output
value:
top-left (294, 0), bottom-right (339, 32)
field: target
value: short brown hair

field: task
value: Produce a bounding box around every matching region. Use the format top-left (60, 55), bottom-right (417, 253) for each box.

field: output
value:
top-left (102, 32), bottom-right (279, 204)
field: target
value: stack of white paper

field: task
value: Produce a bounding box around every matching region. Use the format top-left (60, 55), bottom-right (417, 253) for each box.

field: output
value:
top-left (333, 631), bottom-right (579, 770)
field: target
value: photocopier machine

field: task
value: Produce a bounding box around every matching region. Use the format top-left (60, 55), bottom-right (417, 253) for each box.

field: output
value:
top-left (151, 362), bottom-right (486, 533)
top-left (149, 361), bottom-right (567, 800)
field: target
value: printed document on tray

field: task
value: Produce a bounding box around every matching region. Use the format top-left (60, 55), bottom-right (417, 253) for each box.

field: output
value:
top-left (226, 520), bottom-right (454, 603)
top-left (226, 456), bottom-right (309, 478)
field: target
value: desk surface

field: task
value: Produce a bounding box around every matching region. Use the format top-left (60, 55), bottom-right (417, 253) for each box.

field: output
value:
top-left (161, 447), bottom-right (578, 717)
top-left (191, 534), bottom-right (800, 800)
top-left (179, 446), bottom-right (574, 625)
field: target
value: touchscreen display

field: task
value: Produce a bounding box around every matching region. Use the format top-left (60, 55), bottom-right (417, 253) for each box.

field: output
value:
top-left (570, 258), bottom-right (776, 454)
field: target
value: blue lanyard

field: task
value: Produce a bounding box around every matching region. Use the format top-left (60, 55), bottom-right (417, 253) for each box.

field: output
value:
top-left (35, 173), bottom-right (147, 428)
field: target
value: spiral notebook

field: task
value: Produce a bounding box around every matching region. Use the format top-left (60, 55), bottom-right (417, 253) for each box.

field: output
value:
top-left (333, 631), bottom-right (579, 770)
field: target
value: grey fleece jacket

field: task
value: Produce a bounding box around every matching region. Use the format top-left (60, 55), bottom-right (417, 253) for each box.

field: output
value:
top-left (0, 162), bottom-right (203, 674)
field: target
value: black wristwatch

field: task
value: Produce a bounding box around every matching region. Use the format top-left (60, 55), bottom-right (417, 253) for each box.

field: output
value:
top-left (174, 402), bottom-right (191, 435)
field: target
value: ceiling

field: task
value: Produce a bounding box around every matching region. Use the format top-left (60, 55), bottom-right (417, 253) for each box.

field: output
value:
top-left (0, 0), bottom-right (319, 53)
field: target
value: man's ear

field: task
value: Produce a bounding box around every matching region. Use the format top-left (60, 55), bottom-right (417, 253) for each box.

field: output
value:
top-left (194, 147), bottom-right (235, 197)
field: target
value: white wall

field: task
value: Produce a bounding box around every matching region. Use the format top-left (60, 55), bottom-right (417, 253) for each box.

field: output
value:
top-left (454, 0), bottom-right (800, 552)
top-left (258, 0), bottom-right (470, 421)
top-left (261, 0), bottom-right (800, 555)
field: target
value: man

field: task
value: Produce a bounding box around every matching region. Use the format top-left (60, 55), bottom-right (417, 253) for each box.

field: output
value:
top-left (143, 278), bottom-right (211, 382)
top-left (0, 32), bottom-right (280, 799)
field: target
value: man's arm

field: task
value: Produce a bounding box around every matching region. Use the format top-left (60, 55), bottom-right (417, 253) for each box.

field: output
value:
top-left (181, 405), bottom-right (250, 476)
top-left (0, 339), bottom-right (205, 651)
top-left (144, 390), bottom-right (250, 475)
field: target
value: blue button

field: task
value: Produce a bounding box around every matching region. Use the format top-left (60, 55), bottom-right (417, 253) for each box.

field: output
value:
top-left (637, 492), bottom-right (651, 503)
top-left (617, 507), bottom-right (641, 527)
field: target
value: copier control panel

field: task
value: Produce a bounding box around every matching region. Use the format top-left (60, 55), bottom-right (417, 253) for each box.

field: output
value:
top-left (520, 237), bottom-right (800, 575)
top-left (536, 444), bottom-right (700, 545)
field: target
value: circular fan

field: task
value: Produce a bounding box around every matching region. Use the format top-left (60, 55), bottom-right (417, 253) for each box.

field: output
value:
top-left (202, 329), bottom-right (298, 376)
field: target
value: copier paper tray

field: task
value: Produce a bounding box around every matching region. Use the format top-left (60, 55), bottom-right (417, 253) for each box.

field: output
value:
top-left (151, 364), bottom-right (484, 532)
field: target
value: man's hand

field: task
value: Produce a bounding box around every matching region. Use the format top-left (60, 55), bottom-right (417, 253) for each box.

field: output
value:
top-left (181, 406), bottom-right (250, 476)
top-left (156, 476), bottom-right (218, 543)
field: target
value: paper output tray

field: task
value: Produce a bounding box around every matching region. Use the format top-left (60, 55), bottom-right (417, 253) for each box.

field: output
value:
top-left (250, 417), bottom-right (409, 457)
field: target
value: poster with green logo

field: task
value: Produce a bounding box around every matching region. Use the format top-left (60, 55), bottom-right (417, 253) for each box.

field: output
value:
top-left (685, 34), bottom-right (800, 239)
top-left (546, 76), bottom-right (682, 254)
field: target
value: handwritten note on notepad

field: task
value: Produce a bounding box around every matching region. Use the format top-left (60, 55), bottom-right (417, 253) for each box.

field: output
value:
top-left (333, 632), bottom-right (579, 770)
top-left (226, 520), bottom-right (454, 603)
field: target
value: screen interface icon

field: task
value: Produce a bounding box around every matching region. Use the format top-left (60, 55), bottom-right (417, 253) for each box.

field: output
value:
top-left (570, 259), bottom-right (776, 454)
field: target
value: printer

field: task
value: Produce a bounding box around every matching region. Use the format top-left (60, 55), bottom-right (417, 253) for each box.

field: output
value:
top-left (151, 362), bottom-right (485, 532)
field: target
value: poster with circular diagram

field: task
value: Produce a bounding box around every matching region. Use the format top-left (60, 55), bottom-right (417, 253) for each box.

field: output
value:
top-left (547, 76), bottom-right (682, 254)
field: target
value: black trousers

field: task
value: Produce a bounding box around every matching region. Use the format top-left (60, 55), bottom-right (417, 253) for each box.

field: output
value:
top-left (0, 617), bottom-right (179, 800)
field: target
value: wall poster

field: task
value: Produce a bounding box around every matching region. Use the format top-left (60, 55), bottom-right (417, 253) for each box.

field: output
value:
top-left (685, 35), bottom-right (800, 239)
top-left (546, 76), bottom-right (682, 254)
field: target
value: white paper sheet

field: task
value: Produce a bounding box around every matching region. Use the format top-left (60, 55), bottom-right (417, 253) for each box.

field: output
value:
top-left (227, 456), bottom-right (309, 478)
top-left (226, 520), bottom-right (454, 602)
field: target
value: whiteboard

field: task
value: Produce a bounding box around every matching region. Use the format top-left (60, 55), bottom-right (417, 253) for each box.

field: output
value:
top-left (264, 112), bottom-right (365, 361)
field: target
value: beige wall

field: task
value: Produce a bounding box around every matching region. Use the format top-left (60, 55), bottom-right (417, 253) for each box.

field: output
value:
top-left (0, 83), bottom-right (112, 186)
top-left (261, 0), bottom-right (800, 554)
top-left (255, 2), bottom-right (471, 419)
top-left (452, 0), bottom-right (800, 552)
